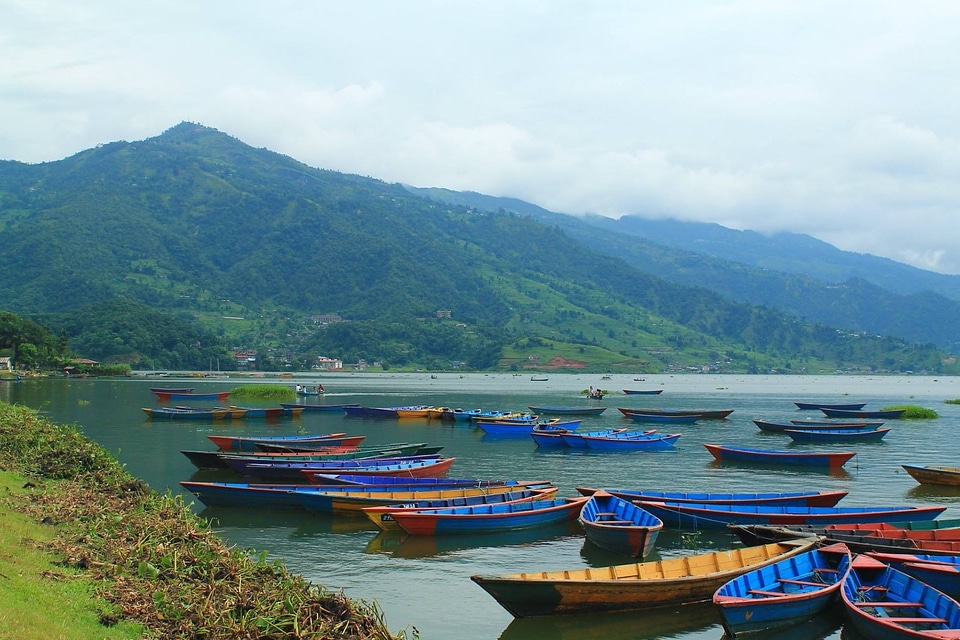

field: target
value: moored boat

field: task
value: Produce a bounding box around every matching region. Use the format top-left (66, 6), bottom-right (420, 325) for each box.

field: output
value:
top-left (753, 419), bottom-right (878, 433)
top-left (840, 554), bottom-right (960, 639)
top-left (621, 389), bottom-right (664, 395)
top-left (558, 428), bottom-right (632, 448)
top-left (623, 412), bottom-right (699, 424)
top-left (820, 407), bottom-right (906, 419)
top-left (470, 538), bottom-right (819, 616)
top-left (151, 390), bottom-right (232, 401)
top-left (618, 407), bottom-right (734, 420)
top-left (279, 402), bottom-right (361, 412)
top-left (207, 432), bottom-right (364, 452)
top-left (362, 487), bottom-right (559, 531)
top-left (633, 500), bottom-right (946, 529)
top-left (223, 455), bottom-right (454, 480)
top-left (526, 405), bottom-right (607, 415)
top-left (783, 426), bottom-right (891, 443)
top-left (704, 443), bottom-right (857, 468)
top-left (864, 551), bottom-right (960, 599)
top-left (902, 464), bottom-right (960, 488)
top-left (713, 542), bottom-right (851, 637)
top-left (794, 402), bottom-right (867, 411)
top-left (389, 496), bottom-right (588, 536)
top-left (148, 387), bottom-right (194, 394)
top-left (575, 487), bottom-right (849, 507)
top-left (578, 491), bottom-right (663, 558)
top-left (293, 484), bottom-right (537, 515)
top-left (581, 432), bottom-right (681, 451)
top-left (142, 406), bottom-right (245, 420)
top-left (477, 419), bottom-right (580, 436)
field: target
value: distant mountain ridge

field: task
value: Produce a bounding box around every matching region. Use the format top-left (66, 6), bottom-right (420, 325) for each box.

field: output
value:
top-left (0, 122), bottom-right (954, 373)
top-left (407, 187), bottom-right (960, 353)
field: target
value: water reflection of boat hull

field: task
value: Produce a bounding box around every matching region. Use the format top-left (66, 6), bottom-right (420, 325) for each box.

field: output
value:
top-left (496, 603), bottom-right (719, 640)
top-left (365, 521), bottom-right (582, 559)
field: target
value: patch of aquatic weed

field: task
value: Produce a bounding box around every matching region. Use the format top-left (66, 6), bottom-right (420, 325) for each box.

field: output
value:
top-left (0, 403), bottom-right (410, 640)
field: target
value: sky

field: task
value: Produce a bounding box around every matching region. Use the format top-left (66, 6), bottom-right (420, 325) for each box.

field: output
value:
top-left (4, 1), bottom-right (960, 274)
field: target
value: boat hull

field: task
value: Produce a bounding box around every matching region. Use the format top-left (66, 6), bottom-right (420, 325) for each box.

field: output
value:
top-left (713, 543), bottom-right (850, 637)
top-left (704, 444), bottom-right (856, 468)
top-left (579, 492), bottom-right (663, 558)
top-left (470, 539), bottom-right (818, 617)
top-left (391, 498), bottom-right (587, 536)
top-left (902, 464), bottom-right (960, 487)
top-left (575, 487), bottom-right (848, 507)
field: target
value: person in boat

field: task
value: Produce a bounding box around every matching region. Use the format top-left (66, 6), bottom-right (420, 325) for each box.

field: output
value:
top-left (316, 384), bottom-right (324, 393)
top-left (295, 384), bottom-right (303, 393)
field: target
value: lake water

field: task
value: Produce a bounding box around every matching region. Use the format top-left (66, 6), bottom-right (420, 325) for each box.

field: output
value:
top-left (5, 372), bottom-right (960, 640)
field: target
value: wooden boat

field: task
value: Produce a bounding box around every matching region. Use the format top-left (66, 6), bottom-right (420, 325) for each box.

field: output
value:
top-left (840, 554), bottom-right (960, 639)
top-left (530, 375), bottom-right (549, 381)
top-left (713, 542), bottom-right (851, 637)
top-left (623, 412), bottom-right (699, 424)
top-left (790, 419), bottom-right (884, 427)
top-left (903, 465), bottom-right (960, 488)
top-left (470, 538), bottom-right (819, 616)
top-left (307, 474), bottom-right (544, 488)
top-left (142, 406), bottom-right (245, 420)
top-left (295, 389), bottom-right (324, 396)
top-left (151, 390), bottom-right (232, 401)
top-left (783, 426), bottom-right (891, 443)
top-left (704, 443), bottom-right (857, 469)
top-left (477, 419), bottom-right (580, 436)
top-left (618, 407), bottom-right (734, 420)
top-left (389, 496), bottom-right (589, 536)
top-left (821, 407), bottom-right (906, 419)
top-left (394, 405), bottom-right (434, 419)
top-left (526, 405), bottom-right (607, 415)
top-left (731, 522), bottom-right (960, 556)
top-left (183, 447), bottom-right (396, 471)
top-left (450, 408), bottom-right (482, 422)
top-left (754, 419), bottom-right (878, 433)
top-left (149, 387), bottom-right (194, 394)
top-left (227, 405), bottom-right (304, 419)
top-left (621, 389), bottom-right (664, 395)
top-left (575, 487), bottom-right (849, 507)
top-left (578, 491), bottom-right (663, 558)
top-left (794, 402), bottom-right (867, 411)
top-left (362, 487), bottom-right (559, 531)
top-left (342, 406), bottom-right (401, 418)
top-left (278, 402), bottom-right (361, 412)
top-left (207, 433), bottom-right (364, 452)
top-left (223, 455), bottom-right (454, 480)
top-left (293, 484), bottom-right (537, 514)
top-left (558, 428), bottom-right (632, 448)
top-left (582, 432), bottom-right (681, 451)
top-left (864, 552), bottom-right (960, 599)
top-left (633, 500), bottom-right (946, 529)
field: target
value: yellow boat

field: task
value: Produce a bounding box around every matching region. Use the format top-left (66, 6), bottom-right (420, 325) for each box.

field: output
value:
top-left (470, 538), bottom-right (819, 617)
top-left (294, 483), bottom-right (550, 515)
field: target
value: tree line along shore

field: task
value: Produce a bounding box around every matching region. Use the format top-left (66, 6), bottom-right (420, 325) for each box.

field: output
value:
top-left (0, 401), bottom-right (408, 640)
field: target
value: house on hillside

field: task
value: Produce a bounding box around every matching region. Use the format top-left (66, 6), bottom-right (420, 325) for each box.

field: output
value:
top-left (0, 357), bottom-right (11, 372)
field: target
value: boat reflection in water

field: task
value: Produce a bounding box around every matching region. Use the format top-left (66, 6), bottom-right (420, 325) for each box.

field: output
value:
top-left (496, 603), bottom-right (719, 640)
top-left (365, 520), bottom-right (583, 559)
top-left (707, 460), bottom-right (853, 480)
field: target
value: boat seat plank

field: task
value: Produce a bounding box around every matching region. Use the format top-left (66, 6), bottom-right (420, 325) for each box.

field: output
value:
top-left (594, 512), bottom-right (619, 517)
top-left (748, 589), bottom-right (788, 597)
top-left (814, 568), bottom-right (840, 574)
top-left (854, 602), bottom-right (924, 607)
top-left (777, 578), bottom-right (824, 587)
top-left (878, 617), bottom-right (947, 624)
top-left (597, 519), bottom-right (635, 525)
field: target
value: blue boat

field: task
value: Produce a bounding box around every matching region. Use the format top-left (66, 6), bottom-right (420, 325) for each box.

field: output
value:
top-left (633, 501), bottom-right (946, 529)
top-left (388, 497), bottom-right (589, 536)
top-left (754, 419), bottom-right (879, 433)
top-left (704, 444), bottom-right (857, 469)
top-left (558, 428), bottom-right (634, 448)
top-left (477, 419), bottom-right (582, 436)
top-left (527, 405), bottom-right (608, 415)
top-left (223, 455), bottom-right (453, 480)
top-left (821, 407), bottom-right (906, 419)
top-left (713, 542), bottom-right (851, 637)
top-left (279, 402), bottom-right (361, 412)
top-left (578, 491), bottom-right (663, 558)
top-left (783, 427), bottom-right (891, 443)
top-left (581, 432), bottom-right (681, 451)
top-left (864, 552), bottom-right (960, 599)
top-left (794, 402), bottom-right (867, 411)
top-left (575, 487), bottom-right (849, 507)
top-left (623, 412), bottom-right (700, 424)
top-left (841, 553), bottom-right (960, 640)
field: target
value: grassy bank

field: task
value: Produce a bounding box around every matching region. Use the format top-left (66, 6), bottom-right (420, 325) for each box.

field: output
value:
top-left (0, 402), bottom-right (405, 639)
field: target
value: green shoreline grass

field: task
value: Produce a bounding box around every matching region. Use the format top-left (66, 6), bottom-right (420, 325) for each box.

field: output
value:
top-left (0, 402), bottom-right (407, 639)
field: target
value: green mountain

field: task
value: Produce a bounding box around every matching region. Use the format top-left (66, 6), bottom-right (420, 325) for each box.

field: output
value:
top-left (1, 122), bottom-right (955, 374)
top-left (407, 188), bottom-right (960, 354)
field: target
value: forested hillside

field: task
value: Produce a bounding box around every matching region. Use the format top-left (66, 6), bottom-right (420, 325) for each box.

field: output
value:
top-left (408, 187), bottom-right (960, 354)
top-left (0, 122), bottom-right (955, 374)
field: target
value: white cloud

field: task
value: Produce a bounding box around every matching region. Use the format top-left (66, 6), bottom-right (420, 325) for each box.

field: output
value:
top-left (4, 0), bottom-right (960, 273)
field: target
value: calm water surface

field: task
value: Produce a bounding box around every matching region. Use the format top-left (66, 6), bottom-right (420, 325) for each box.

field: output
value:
top-left (6, 373), bottom-right (960, 640)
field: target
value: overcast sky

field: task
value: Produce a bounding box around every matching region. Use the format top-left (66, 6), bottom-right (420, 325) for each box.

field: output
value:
top-left (5, 1), bottom-right (960, 273)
